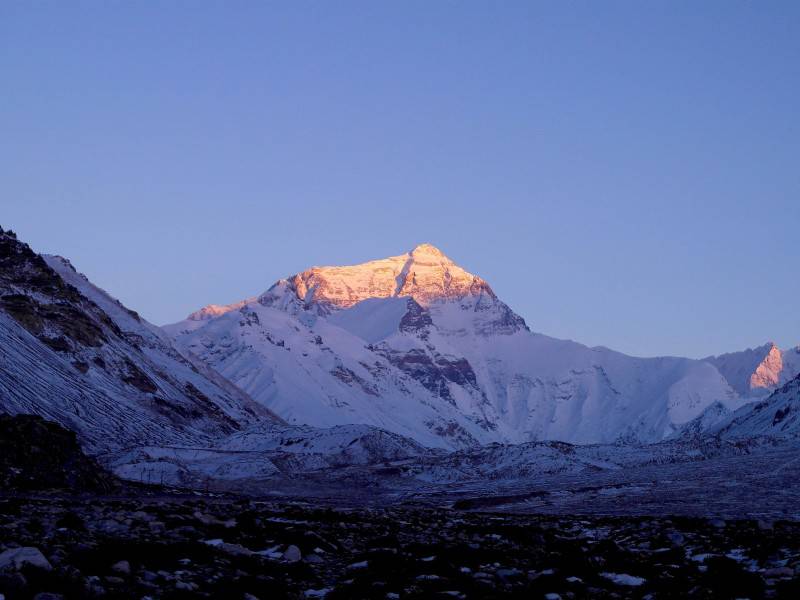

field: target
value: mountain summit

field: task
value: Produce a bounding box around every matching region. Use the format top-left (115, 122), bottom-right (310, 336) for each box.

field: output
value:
top-left (706, 342), bottom-right (800, 397)
top-left (258, 243), bottom-right (499, 314)
top-left (409, 242), bottom-right (448, 258)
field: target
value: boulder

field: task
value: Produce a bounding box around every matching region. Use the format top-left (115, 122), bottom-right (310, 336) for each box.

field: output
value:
top-left (0, 547), bottom-right (52, 572)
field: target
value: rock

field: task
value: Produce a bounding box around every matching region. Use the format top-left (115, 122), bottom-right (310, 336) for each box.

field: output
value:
top-left (111, 560), bottom-right (130, 575)
top-left (496, 567), bottom-right (522, 579)
top-left (0, 572), bottom-right (26, 594)
top-left (305, 553), bottom-right (324, 564)
top-left (601, 572), bottom-right (646, 586)
top-left (0, 547), bottom-right (52, 572)
top-left (763, 566), bottom-right (793, 578)
top-left (283, 545), bottom-right (302, 562)
top-left (212, 541), bottom-right (252, 556)
top-left (193, 511), bottom-right (236, 528)
top-left (709, 519), bottom-right (726, 529)
top-left (33, 594), bottom-right (64, 600)
top-left (131, 511), bottom-right (154, 522)
top-left (84, 582), bottom-right (106, 597)
top-left (175, 581), bottom-right (199, 591)
top-left (95, 519), bottom-right (126, 534)
top-left (0, 414), bottom-right (116, 492)
top-left (667, 532), bottom-right (685, 546)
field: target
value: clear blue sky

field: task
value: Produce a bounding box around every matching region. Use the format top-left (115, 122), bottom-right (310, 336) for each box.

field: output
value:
top-left (2, 1), bottom-right (798, 358)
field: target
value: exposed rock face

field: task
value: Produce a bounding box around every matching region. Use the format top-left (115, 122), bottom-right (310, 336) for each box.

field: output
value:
top-left (374, 347), bottom-right (482, 407)
top-left (258, 244), bottom-right (527, 334)
top-left (0, 227), bottom-right (275, 453)
top-left (0, 413), bottom-right (117, 492)
top-left (398, 298), bottom-right (433, 338)
top-left (0, 229), bottom-right (114, 351)
top-left (0, 546), bottom-right (52, 572)
top-left (750, 344), bottom-right (784, 390)
top-left (706, 343), bottom-right (799, 397)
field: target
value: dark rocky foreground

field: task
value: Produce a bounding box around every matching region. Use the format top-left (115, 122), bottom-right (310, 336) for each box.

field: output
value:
top-left (1, 494), bottom-right (799, 599)
top-left (1, 414), bottom-right (799, 598)
top-left (0, 414), bottom-right (117, 493)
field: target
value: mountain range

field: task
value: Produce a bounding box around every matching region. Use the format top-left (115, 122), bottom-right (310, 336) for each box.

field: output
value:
top-left (2, 225), bottom-right (799, 495)
top-left (165, 242), bottom-right (800, 448)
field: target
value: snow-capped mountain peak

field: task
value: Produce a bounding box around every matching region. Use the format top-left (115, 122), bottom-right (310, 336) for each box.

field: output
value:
top-left (258, 243), bottom-right (498, 315)
top-left (749, 342), bottom-right (784, 390)
top-left (187, 300), bottom-right (253, 322)
top-left (706, 342), bottom-right (799, 397)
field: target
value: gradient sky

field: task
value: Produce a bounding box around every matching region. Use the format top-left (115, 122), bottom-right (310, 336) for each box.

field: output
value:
top-left (2, 1), bottom-right (799, 358)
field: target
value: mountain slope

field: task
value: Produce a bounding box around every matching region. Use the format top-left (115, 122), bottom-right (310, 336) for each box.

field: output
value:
top-left (167, 243), bottom-right (780, 447)
top-left (713, 374), bottom-right (800, 440)
top-left (706, 343), bottom-right (800, 396)
top-left (0, 227), bottom-right (275, 453)
top-left (165, 297), bottom-right (494, 449)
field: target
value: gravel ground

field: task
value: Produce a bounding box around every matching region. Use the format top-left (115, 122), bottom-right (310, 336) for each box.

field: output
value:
top-left (1, 494), bottom-right (799, 599)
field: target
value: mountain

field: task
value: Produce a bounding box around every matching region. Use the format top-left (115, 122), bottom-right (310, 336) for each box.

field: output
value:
top-left (0, 227), bottom-right (276, 453)
top-left (3, 225), bottom-right (800, 510)
top-left (167, 243), bottom-right (793, 449)
top-left (701, 373), bottom-right (800, 440)
top-left (706, 343), bottom-right (800, 397)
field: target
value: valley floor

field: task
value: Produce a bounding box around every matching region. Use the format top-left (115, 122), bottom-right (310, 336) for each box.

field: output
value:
top-left (421, 446), bottom-right (800, 519)
top-left (1, 493), bottom-right (799, 599)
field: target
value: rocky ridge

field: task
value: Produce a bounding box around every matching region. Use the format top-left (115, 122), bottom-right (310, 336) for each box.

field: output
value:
top-left (0, 226), bottom-right (273, 452)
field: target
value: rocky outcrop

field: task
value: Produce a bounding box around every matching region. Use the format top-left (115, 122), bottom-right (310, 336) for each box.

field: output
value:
top-left (0, 413), bottom-right (117, 492)
top-left (0, 227), bottom-right (274, 453)
top-left (398, 298), bottom-right (433, 338)
top-left (374, 346), bottom-right (482, 407)
top-left (750, 344), bottom-right (784, 390)
top-left (705, 342), bottom-right (799, 396)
